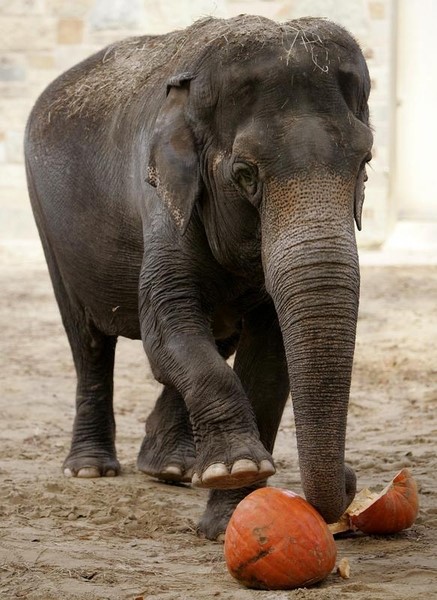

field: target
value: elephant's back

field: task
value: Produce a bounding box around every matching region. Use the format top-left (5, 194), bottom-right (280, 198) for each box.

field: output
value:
top-left (30, 35), bottom-right (177, 128)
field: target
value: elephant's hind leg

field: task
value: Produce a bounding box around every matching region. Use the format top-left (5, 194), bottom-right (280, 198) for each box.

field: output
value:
top-left (137, 385), bottom-right (196, 482)
top-left (40, 237), bottom-right (120, 478)
top-left (63, 321), bottom-right (120, 478)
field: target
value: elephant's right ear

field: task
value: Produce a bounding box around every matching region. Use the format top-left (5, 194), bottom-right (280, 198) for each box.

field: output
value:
top-left (146, 75), bottom-right (201, 234)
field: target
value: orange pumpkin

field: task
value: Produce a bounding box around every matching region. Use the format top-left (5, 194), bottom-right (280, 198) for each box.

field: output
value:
top-left (329, 469), bottom-right (419, 536)
top-left (224, 487), bottom-right (337, 590)
top-left (349, 468), bottom-right (419, 534)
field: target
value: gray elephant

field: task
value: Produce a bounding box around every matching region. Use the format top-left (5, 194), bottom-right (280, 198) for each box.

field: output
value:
top-left (25, 15), bottom-right (372, 540)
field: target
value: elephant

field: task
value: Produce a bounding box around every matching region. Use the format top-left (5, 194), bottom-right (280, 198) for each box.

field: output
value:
top-left (25, 15), bottom-right (372, 540)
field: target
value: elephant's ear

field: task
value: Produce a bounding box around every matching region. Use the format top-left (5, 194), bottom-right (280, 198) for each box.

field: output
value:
top-left (338, 61), bottom-right (370, 126)
top-left (339, 62), bottom-right (371, 231)
top-left (146, 74), bottom-right (201, 234)
top-left (354, 165), bottom-right (367, 231)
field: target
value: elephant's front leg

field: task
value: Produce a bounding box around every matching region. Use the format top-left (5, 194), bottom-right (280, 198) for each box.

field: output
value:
top-left (137, 334), bottom-right (240, 484)
top-left (156, 338), bottom-right (274, 488)
top-left (197, 303), bottom-right (290, 539)
top-left (139, 269), bottom-right (275, 490)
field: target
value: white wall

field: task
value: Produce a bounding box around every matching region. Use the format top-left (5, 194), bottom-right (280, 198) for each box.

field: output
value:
top-left (394, 0), bottom-right (437, 220)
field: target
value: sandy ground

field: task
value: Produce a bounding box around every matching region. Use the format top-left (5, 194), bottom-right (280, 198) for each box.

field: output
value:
top-left (1, 241), bottom-right (436, 600)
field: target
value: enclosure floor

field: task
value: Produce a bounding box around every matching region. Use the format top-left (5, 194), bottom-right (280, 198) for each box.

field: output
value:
top-left (1, 243), bottom-right (436, 599)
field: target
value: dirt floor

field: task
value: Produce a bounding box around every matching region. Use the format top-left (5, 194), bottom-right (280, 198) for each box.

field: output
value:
top-left (1, 242), bottom-right (436, 600)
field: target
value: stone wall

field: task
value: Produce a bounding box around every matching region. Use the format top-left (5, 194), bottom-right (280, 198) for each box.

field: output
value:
top-left (0, 0), bottom-right (394, 245)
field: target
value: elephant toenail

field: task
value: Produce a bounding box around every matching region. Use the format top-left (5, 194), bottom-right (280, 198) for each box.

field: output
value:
top-left (258, 459), bottom-right (276, 477)
top-left (63, 468), bottom-right (74, 478)
top-left (202, 463), bottom-right (229, 484)
top-left (230, 459), bottom-right (258, 476)
top-left (162, 465), bottom-right (182, 477)
top-left (77, 467), bottom-right (100, 478)
top-left (105, 469), bottom-right (116, 477)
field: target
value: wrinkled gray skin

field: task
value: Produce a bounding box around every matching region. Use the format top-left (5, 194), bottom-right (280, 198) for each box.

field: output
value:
top-left (25, 15), bottom-right (372, 540)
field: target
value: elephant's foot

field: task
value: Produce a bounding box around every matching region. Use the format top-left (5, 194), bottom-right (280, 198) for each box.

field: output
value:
top-left (191, 432), bottom-right (275, 489)
top-left (197, 484), bottom-right (266, 540)
top-left (137, 432), bottom-right (196, 483)
top-left (137, 385), bottom-right (196, 483)
top-left (63, 449), bottom-right (120, 478)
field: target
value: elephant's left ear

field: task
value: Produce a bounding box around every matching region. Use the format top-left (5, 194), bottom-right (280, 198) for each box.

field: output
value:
top-left (354, 166), bottom-right (367, 231)
top-left (146, 74), bottom-right (201, 234)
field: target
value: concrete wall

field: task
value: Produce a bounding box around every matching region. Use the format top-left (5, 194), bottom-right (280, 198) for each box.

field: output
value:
top-left (0, 0), bottom-right (394, 245)
top-left (394, 0), bottom-right (437, 221)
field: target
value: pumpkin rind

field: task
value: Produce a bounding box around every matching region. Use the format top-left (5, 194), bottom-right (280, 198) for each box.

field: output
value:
top-left (224, 488), bottom-right (337, 590)
top-left (350, 468), bottom-right (419, 534)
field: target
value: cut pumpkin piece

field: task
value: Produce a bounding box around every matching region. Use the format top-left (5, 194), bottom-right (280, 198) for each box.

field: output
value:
top-left (329, 469), bottom-right (419, 535)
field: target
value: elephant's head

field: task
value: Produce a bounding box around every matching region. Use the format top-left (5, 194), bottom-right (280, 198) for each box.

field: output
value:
top-left (147, 16), bottom-right (373, 522)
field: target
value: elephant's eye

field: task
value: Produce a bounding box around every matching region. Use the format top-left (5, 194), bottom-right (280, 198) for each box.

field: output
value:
top-left (232, 161), bottom-right (258, 197)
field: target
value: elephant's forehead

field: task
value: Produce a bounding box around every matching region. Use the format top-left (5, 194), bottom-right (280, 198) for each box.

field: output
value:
top-left (192, 53), bottom-right (346, 141)
top-left (206, 23), bottom-right (362, 85)
top-left (191, 58), bottom-right (317, 129)
top-left (216, 45), bottom-right (329, 88)
top-left (194, 42), bottom-right (356, 119)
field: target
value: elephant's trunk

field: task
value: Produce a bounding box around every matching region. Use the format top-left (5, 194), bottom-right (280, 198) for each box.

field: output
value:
top-left (262, 174), bottom-right (359, 522)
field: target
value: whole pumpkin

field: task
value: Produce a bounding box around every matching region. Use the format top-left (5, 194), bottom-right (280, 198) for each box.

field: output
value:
top-left (224, 487), bottom-right (337, 590)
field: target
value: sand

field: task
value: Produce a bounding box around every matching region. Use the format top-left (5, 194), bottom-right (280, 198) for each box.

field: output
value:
top-left (1, 242), bottom-right (436, 599)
